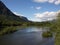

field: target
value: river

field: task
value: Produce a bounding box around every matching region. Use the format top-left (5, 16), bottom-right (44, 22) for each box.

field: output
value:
top-left (0, 26), bottom-right (54, 45)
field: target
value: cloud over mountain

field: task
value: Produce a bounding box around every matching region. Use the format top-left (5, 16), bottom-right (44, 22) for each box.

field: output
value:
top-left (33, 10), bottom-right (60, 22)
top-left (13, 12), bottom-right (24, 16)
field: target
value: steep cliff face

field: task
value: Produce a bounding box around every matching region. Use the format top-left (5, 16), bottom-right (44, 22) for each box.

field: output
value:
top-left (0, 1), bottom-right (28, 22)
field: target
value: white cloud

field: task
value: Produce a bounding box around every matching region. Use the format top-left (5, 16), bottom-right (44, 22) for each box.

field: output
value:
top-left (13, 12), bottom-right (24, 16)
top-left (35, 7), bottom-right (41, 10)
top-left (31, 6), bottom-right (41, 10)
top-left (33, 0), bottom-right (60, 5)
top-left (48, 0), bottom-right (55, 3)
top-left (33, 10), bottom-right (60, 22)
top-left (33, 0), bottom-right (47, 3)
top-left (55, 0), bottom-right (60, 5)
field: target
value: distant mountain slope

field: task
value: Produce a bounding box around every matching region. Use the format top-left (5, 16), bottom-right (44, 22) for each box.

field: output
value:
top-left (0, 1), bottom-right (28, 24)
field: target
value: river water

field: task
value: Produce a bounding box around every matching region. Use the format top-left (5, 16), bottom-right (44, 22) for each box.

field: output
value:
top-left (0, 26), bottom-right (54, 45)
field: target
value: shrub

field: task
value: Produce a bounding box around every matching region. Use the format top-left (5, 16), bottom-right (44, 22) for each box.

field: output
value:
top-left (42, 31), bottom-right (52, 38)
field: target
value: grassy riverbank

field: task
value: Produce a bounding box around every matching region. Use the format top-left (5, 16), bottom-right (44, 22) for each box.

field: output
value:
top-left (50, 13), bottom-right (60, 45)
top-left (0, 26), bottom-right (28, 36)
top-left (0, 26), bottom-right (19, 36)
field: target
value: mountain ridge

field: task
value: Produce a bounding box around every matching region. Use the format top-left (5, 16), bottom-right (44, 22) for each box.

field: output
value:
top-left (0, 1), bottom-right (29, 26)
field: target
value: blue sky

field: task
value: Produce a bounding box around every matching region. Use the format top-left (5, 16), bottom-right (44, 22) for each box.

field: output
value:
top-left (1, 0), bottom-right (60, 22)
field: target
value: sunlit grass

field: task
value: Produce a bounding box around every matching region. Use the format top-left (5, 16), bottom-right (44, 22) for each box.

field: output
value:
top-left (0, 26), bottom-right (16, 35)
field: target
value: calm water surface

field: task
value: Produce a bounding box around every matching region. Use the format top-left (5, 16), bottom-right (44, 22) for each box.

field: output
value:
top-left (0, 26), bottom-right (54, 45)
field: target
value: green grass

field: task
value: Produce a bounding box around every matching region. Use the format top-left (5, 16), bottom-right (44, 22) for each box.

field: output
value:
top-left (0, 26), bottom-right (20, 36)
top-left (55, 32), bottom-right (60, 45)
top-left (42, 31), bottom-right (52, 38)
top-left (50, 21), bottom-right (60, 45)
top-left (0, 25), bottom-right (30, 36)
top-left (0, 26), bottom-right (22, 36)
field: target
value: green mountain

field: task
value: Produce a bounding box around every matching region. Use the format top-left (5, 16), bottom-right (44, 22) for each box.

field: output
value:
top-left (0, 1), bottom-right (29, 26)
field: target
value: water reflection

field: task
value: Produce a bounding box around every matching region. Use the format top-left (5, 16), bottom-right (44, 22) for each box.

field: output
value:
top-left (0, 26), bottom-right (54, 45)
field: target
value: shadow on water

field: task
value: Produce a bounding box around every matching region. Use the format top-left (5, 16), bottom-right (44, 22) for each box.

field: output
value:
top-left (0, 26), bottom-right (54, 45)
